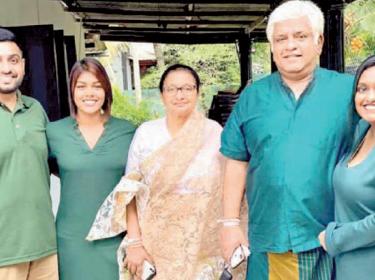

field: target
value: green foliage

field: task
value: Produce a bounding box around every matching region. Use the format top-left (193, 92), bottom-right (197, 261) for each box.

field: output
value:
top-left (252, 42), bottom-right (271, 80)
top-left (140, 43), bottom-right (273, 111)
top-left (111, 86), bottom-right (160, 126)
top-left (140, 66), bottom-right (165, 89)
top-left (141, 44), bottom-right (242, 111)
top-left (345, 0), bottom-right (375, 67)
top-left (160, 44), bottom-right (241, 87)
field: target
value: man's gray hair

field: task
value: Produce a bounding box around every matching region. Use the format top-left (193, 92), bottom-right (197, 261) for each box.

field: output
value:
top-left (266, 0), bottom-right (324, 45)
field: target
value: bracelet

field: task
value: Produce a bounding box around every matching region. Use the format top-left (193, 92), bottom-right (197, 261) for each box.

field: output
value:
top-left (217, 218), bottom-right (241, 227)
top-left (126, 237), bottom-right (142, 243)
top-left (123, 237), bottom-right (143, 248)
top-left (217, 218), bottom-right (240, 223)
top-left (127, 242), bottom-right (143, 249)
top-left (222, 221), bottom-right (240, 227)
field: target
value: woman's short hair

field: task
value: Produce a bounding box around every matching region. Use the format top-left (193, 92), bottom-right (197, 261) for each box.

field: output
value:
top-left (69, 57), bottom-right (112, 116)
top-left (159, 64), bottom-right (201, 93)
top-left (266, 0), bottom-right (324, 46)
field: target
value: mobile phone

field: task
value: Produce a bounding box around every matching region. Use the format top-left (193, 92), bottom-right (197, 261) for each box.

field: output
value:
top-left (230, 245), bottom-right (250, 268)
top-left (142, 260), bottom-right (156, 280)
top-left (220, 245), bottom-right (250, 279)
top-left (219, 268), bottom-right (233, 280)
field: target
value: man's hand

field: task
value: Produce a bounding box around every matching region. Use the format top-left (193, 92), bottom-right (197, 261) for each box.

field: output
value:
top-left (220, 158), bottom-right (248, 263)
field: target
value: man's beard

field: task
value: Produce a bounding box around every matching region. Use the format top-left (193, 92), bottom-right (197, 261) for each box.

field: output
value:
top-left (0, 79), bottom-right (23, 95)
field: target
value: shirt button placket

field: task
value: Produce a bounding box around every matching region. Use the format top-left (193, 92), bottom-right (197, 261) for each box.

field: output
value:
top-left (12, 116), bottom-right (23, 141)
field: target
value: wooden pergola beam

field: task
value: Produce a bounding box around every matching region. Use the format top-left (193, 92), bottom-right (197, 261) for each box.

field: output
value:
top-left (84, 24), bottom-right (259, 33)
top-left (71, 0), bottom-right (272, 4)
top-left (61, 0), bottom-right (358, 73)
top-left (98, 29), bottom-right (267, 44)
top-left (66, 6), bottom-right (267, 17)
top-left (100, 32), bottom-right (246, 44)
top-left (81, 18), bottom-right (261, 25)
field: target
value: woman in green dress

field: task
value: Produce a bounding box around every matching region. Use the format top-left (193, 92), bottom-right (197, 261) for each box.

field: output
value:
top-left (318, 55), bottom-right (375, 279)
top-left (47, 58), bottom-right (135, 280)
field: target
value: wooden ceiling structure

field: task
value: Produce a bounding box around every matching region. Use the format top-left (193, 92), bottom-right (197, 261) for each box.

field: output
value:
top-left (59, 0), bottom-right (357, 86)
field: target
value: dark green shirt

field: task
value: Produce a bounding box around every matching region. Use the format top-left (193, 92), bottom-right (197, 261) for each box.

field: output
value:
top-left (47, 116), bottom-right (135, 280)
top-left (326, 120), bottom-right (375, 280)
top-left (221, 68), bottom-right (354, 253)
top-left (0, 91), bottom-right (56, 266)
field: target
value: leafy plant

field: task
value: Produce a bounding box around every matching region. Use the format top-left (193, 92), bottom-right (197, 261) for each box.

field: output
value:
top-left (345, 0), bottom-right (375, 67)
top-left (111, 86), bottom-right (160, 126)
top-left (140, 44), bottom-right (242, 111)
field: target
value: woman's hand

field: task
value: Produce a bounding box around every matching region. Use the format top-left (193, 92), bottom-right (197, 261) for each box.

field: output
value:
top-left (124, 246), bottom-right (153, 280)
top-left (220, 226), bottom-right (249, 264)
top-left (319, 231), bottom-right (327, 251)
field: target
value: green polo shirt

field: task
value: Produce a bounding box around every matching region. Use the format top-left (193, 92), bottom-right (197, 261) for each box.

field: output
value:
top-left (221, 67), bottom-right (355, 253)
top-left (0, 91), bottom-right (56, 266)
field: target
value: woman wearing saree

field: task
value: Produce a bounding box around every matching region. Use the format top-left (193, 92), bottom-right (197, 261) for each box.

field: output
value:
top-left (87, 64), bottom-right (247, 279)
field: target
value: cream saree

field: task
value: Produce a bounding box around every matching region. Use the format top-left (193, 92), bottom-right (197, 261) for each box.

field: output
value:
top-left (87, 110), bottom-right (247, 279)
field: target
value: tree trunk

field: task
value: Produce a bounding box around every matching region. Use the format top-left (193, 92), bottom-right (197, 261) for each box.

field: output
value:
top-left (154, 43), bottom-right (165, 68)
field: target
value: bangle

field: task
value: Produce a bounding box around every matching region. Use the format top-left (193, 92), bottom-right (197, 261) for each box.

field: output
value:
top-left (124, 237), bottom-right (143, 248)
top-left (222, 221), bottom-right (240, 227)
top-left (127, 242), bottom-right (143, 249)
top-left (217, 218), bottom-right (240, 223)
top-left (217, 218), bottom-right (240, 227)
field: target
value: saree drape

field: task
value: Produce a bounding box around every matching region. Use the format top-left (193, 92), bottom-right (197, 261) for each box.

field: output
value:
top-left (87, 111), bottom-right (247, 279)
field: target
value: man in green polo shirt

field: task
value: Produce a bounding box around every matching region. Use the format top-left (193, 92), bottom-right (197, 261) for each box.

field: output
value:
top-left (219, 1), bottom-right (354, 279)
top-left (0, 28), bottom-right (57, 279)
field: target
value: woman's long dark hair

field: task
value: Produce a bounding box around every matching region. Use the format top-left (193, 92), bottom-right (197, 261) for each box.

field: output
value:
top-left (353, 55), bottom-right (375, 93)
top-left (348, 55), bottom-right (375, 150)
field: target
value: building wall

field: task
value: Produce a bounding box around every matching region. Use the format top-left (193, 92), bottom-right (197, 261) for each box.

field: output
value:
top-left (0, 0), bottom-right (84, 58)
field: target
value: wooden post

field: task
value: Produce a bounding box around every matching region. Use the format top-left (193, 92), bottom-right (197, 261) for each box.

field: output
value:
top-left (54, 30), bottom-right (70, 118)
top-left (64, 35), bottom-right (77, 74)
top-left (238, 33), bottom-right (252, 88)
top-left (8, 25), bottom-right (60, 120)
top-left (320, 3), bottom-right (345, 72)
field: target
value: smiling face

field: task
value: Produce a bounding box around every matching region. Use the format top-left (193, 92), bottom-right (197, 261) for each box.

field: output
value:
top-left (161, 69), bottom-right (198, 119)
top-left (355, 66), bottom-right (375, 125)
top-left (271, 16), bottom-right (323, 80)
top-left (73, 71), bottom-right (105, 117)
top-left (0, 41), bottom-right (25, 95)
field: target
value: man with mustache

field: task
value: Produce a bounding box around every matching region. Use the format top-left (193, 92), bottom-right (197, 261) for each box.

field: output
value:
top-left (0, 28), bottom-right (57, 280)
top-left (220, 1), bottom-right (355, 279)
